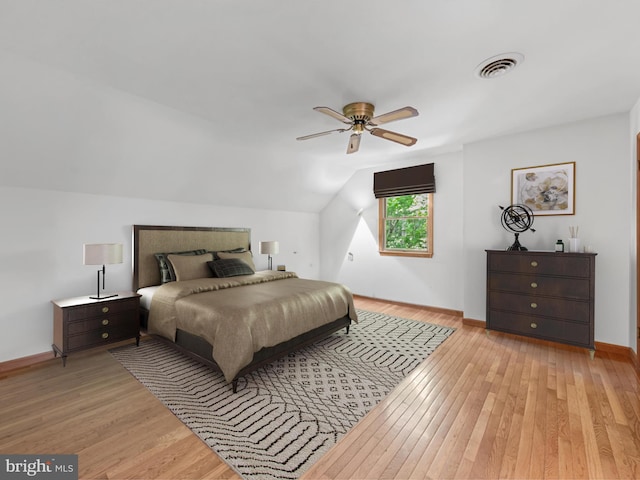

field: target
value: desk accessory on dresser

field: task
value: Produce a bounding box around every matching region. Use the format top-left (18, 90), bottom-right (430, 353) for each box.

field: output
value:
top-left (499, 204), bottom-right (535, 251)
top-left (83, 243), bottom-right (123, 299)
top-left (568, 225), bottom-right (581, 252)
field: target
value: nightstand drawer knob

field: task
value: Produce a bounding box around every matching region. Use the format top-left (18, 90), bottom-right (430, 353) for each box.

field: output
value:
top-left (530, 282), bottom-right (538, 288)
top-left (102, 319), bottom-right (109, 326)
top-left (530, 261), bottom-right (538, 267)
top-left (530, 303), bottom-right (538, 309)
top-left (102, 306), bottom-right (109, 313)
top-left (530, 323), bottom-right (538, 329)
top-left (101, 332), bottom-right (109, 339)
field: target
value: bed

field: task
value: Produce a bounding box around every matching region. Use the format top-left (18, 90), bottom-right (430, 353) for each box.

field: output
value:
top-left (132, 224), bottom-right (357, 392)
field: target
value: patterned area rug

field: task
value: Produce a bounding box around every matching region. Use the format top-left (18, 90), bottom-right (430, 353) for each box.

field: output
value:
top-left (110, 309), bottom-right (454, 480)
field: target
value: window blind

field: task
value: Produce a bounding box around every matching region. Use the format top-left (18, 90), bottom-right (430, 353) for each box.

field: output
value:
top-left (373, 163), bottom-right (435, 198)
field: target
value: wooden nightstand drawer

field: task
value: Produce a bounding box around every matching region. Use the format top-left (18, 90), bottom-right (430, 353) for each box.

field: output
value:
top-left (488, 253), bottom-right (592, 277)
top-left (488, 272), bottom-right (590, 299)
top-left (67, 311), bottom-right (138, 335)
top-left (52, 292), bottom-right (141, 365)
top-left (66, 297), bottom-right (139, 321)
top-left (67, 323), bottom-right (140, 351)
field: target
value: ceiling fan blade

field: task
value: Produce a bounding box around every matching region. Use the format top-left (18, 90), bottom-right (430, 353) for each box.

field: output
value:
top-left (346, 133), bottom-right (361, 154)
top-left (314, 106), bottom-right (353, 124)
top-left (296, 128), bottom-right (348, 141)
top-left (369, 106), bottom-right (419, 126)
top-left (369, 127), bottom-right (417, 146)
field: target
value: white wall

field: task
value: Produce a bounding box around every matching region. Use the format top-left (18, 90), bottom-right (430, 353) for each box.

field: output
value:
top-left (320, 151), bottom-right (465, 311)
top-left (0, 186), bottom-right (319, 363)
top-left (462, 113), bottom-right (632, 347)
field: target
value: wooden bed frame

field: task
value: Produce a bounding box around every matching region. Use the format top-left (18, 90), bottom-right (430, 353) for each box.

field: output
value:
top-left (132, 224), bottom-right (351, 392)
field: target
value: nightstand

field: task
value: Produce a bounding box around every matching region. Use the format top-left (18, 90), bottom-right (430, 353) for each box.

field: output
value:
top-left (52, 291), bottom-right (141, 366)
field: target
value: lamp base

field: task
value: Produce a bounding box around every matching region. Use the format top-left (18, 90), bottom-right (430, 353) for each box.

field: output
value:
top-left (89, 293), bottom-right (119, 300)
top-left (90, 266), bottom-right (119, 300)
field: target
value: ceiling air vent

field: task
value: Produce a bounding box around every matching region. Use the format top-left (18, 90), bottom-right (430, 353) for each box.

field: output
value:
top-left (475, 52), bottom-right (524, 79)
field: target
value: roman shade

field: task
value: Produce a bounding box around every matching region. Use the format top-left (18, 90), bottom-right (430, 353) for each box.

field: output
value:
top-left (373, 163), bottom-right (436, 198)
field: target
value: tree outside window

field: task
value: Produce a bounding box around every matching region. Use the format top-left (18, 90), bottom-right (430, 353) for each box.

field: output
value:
top-left (379, 193), bottom-right (433, 257)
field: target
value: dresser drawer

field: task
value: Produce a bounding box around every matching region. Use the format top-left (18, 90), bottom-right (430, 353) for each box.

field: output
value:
top-left (488, 310), bottom-right (592, 347)
top-left (67, 323), bottom-right (140, 351)
top-left (67, 311), bottom-right (138, 335)
top-left (488, 272), bottom-right (590, 299)
top-left (488, 253), bottom-right (592, 277)
top-left (67, 297), bottom-right (139, 321)
top-left (488, 291), bottom-right (590, 323)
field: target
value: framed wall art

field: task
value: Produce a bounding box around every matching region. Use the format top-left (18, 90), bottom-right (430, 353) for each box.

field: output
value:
top-left (511, 161), bottom-right (575, 216)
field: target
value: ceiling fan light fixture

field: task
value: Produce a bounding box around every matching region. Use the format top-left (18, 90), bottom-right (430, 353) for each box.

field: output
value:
top-left (475, 52), bottom-right (524, 79)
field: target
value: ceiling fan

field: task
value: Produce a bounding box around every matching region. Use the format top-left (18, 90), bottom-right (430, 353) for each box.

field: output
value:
top-left (296, 102), bottom-right (419, 154)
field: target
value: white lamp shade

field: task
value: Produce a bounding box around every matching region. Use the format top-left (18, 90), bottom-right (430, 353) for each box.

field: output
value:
top-left (259, 241), bottom-right (279, 255)
top-left (83, 243), bottom-right (123, 265)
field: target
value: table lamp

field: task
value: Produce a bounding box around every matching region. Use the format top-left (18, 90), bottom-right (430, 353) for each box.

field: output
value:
top-left (83, 243), bottom-right (123, 299)
top-left (259, 241), bottom-right (279, 270)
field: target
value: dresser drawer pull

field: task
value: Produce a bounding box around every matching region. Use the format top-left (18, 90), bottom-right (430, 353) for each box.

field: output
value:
top-left (102, 306), bottom-right (109, 314)
top-left (530, 323), bottom-right (537, 329)
top-left (530, 261), bottom-right (538, 267)
top-left (101, 319), bottom-right (109, 326)
top-left (101, 332), bottom-right (109, 339)
top-left (530, 282), bottom-right (538, 288)
top-left (530, 303), bottom-right (537, 309)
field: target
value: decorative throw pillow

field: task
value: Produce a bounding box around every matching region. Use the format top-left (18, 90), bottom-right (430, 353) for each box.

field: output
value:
top-left (215, 250), bottom-right (256, 271)
top-left (154, 249), bottom-right (207, 284)
top-left (167, 252), bottom-right (214, 281)
top-left (208, 258), bottom-right (255, 278)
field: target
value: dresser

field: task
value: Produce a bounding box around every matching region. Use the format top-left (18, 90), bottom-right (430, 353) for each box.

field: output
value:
top-left (52, 291), bottom-right (141, 365)
top-left (486, 250), bottom-right (596, 357)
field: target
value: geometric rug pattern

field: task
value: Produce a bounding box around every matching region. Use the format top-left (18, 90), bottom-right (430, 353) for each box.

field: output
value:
top-left (110, 309), bottom-right (455, 479)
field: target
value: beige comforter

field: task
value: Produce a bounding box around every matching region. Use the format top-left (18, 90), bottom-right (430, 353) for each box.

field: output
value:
top-left (147, 271), bottom-right (357, 382)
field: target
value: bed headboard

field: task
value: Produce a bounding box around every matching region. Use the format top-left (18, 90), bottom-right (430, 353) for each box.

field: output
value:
top-left (132, 225), bottom-right (252, 290)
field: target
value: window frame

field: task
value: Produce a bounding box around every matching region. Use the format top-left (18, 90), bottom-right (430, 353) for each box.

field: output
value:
top-left (378, 193), bottom-right (434, 258)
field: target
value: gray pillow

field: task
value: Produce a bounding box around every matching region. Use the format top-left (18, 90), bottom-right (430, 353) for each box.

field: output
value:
top-left (215, 250), bottom-right (256, 271)
top-left (208, 258), bottom-right (255, 278)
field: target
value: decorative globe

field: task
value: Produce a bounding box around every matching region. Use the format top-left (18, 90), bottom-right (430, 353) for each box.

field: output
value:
top-left (499, 204), bottom-right (535, 250)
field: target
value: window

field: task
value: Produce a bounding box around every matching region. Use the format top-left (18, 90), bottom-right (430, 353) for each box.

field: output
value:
top-left (373, 163), bottom-right (435, 258)
top-left (379, 193), bottom-right (433, 257)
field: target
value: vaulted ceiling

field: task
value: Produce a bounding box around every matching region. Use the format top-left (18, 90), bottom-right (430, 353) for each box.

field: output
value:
top-left (2, 1), bottom-right (640, 212)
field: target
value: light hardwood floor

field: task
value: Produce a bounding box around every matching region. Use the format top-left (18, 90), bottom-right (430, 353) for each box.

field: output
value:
top-left (1, 297), bottom-right (639, 479)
